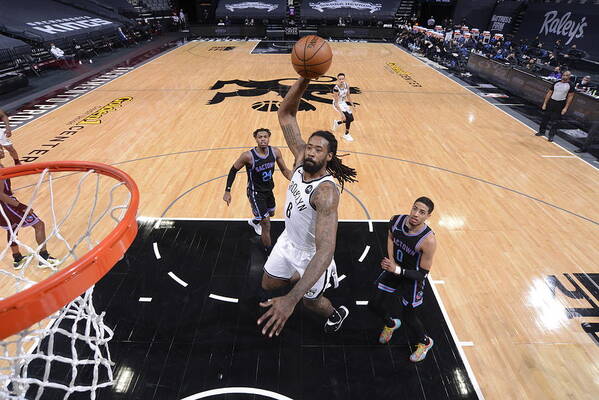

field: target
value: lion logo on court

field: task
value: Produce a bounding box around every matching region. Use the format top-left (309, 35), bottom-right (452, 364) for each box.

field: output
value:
top-left (207, 76), bottom-right (360, 112)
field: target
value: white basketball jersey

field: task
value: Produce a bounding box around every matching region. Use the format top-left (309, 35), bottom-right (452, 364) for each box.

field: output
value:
top-left (334, 82), bottom-right (349, 103)
top-left (283, 166), bottom-right (336, 251)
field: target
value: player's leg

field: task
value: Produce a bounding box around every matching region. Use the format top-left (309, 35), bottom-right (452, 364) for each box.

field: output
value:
top-left (401, 302), bottom-right (433, 362)
top-left (3, 145), bottom-right (20, 165)
top-left (369, 272), bottom-right (402, 343)
top-left (340, 103), bottom-right (354, 141)
top-left (259, 216), bottom-right (272, 249)
top-left (6, 229), bottom-right (25, 269)
top-left (343, 111), bottom-right (354, 134)
top-left (32, 219), bottom-right (56, 266)
top-left (246, 188), bottom-right (262, 236)
top-left (259, 192), bottom-right (276, 251)
top-left (301, 260), bottom-right (349, 332)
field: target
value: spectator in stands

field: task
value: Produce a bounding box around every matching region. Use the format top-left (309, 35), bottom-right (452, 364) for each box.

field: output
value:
top-left (427, 16), bottom-right (435, 28)
top-left (117, 27), bottom-right (132, 47)
top-left (545, 51), bottom-right (559, 67)
top-left (525, 57), bottom-right (539, 72)
top-left (179, 9), bottom-right (187, 30)
top-left (0, 109), bottom-right (21, 165)
top-left (547, 66), bottom-right (562, 80)
top-left (553, 39), bottom-right (564, 54)
top-left (575, 76), bottom-right (593, 93)
top-left (564, 44), bottom-right (587, 61)
top-left (49, 43), bottom-right (76, 68)
top-left (506, 51), bottom-right (517, 64)
top-left (72, 40), bottom-right (92, 64)
top-left (536, 70), bottom-right (575, 142)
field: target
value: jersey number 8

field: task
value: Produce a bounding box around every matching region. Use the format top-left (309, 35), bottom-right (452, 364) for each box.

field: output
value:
top-left (286, 202), bottom-right (292, 218)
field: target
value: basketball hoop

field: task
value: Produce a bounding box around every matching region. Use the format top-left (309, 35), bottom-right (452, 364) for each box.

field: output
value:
top-left (0, 161), bottom-right (139, 399)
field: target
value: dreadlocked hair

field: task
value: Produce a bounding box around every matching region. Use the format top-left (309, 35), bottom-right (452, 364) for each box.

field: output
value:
top-left (309, 130), bottom-right (358, 191)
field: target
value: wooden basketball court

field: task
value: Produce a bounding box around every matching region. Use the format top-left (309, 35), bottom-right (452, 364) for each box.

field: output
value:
top-left (3, 40), bottom-right (599, 399)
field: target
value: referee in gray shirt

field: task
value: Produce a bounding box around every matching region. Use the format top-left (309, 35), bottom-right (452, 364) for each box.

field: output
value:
top-left (536, 70), bottom-right (575, 142)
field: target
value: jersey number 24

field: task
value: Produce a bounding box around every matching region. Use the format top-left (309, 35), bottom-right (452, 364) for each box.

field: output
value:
top-left (261, 170), bottom-right (272, 182)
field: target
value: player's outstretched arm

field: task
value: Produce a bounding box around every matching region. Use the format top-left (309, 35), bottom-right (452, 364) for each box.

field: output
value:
top-left (0, 109), bottom-right (11, 135)
top-left (257, 181), bottom-right (339, 337)
top-left (274, 147), bottom-right (292, 180)
top-left (223, 151), bottom-right (251, 206)
top-left (288, 181), bottom-right (338, 299)
top-left (277, 77), bottom-right (309, 164)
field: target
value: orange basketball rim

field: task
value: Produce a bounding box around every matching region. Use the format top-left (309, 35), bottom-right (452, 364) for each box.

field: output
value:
top-left (0, 161), bottom-right (139, 340)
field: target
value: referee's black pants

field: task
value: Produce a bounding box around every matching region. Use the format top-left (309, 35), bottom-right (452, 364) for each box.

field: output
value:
top-left (538, 99), bottom-right (566, 140)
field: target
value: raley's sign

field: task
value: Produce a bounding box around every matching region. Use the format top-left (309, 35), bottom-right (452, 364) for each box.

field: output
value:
top-left (517, 3), bottom-right (599, 59)
top-left (539, 11), bottom-right (587, 45)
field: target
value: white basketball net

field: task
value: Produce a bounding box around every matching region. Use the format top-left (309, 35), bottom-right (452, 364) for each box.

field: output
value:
top-left (0, 167), bottom-right (132, 399)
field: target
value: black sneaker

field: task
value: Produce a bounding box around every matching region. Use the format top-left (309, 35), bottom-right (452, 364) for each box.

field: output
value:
top-left (324, 306), bottom-right (349, 333)
top-left (535, 132), bottom-right (544, 136)
top-left (38, 251), bottom-right (58, 269)
top-left (13, 254), bottom-right (26, 270)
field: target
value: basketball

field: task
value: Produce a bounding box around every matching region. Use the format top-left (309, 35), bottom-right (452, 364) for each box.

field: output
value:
top-left (291, 35), bottom-right (333, 79)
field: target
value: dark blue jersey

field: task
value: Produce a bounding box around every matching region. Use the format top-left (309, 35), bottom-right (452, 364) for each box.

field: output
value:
top-left (246, 146), bottom-right (275, 192)
top-left (383, 214), bottom-right (434, 307)
top-left (389, 214), bottom-right (433, 271)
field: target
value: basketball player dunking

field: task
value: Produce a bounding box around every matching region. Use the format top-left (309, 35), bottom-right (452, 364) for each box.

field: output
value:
top-left (257, 77), bottom-right (357, 337)
top-left (0, 151), bottom-right (56, 269)
top-left (368, 197), bottom-right (437, 362)
top-left (331, 73), bottom-right (356, 142)
top-left (223, 128), bottom-right (292, 252)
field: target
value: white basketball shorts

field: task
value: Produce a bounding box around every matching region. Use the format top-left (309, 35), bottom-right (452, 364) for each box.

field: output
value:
top-left (263, 230), bottom-right (339, 299)
top-left (0, 128), bottom-right (13, 147)
top-left (336, 101), bottom-right (352, 114)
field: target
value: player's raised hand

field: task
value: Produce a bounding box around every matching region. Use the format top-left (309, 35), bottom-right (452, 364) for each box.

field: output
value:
top-left (223, 191), bottom-right (231, 206)
top-left (257, 295), bottom-right (297, 338)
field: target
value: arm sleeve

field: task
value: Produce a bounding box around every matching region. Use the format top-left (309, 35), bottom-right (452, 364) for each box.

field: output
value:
top-left (401, 268), bottom-right (429, 282)
top-left (225, 166), bottom-right (240, 192)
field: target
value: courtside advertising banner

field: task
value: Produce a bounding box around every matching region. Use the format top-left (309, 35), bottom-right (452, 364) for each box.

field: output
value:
top-left (301, 0), bottom-right (401, 19)
top-left (517, 3), bottom-right (599, 59)
top-left (488, 0), bottom-right (523, 34)
top-left (0, 0), bottom-right (118, 41)
top-left (215, 0), bottom-right (287, 19)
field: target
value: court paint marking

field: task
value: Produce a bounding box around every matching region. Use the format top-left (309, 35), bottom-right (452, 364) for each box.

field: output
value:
top-left (358, 245), bottom-right (371, 262)
top-left (152, 242), bottom-right (161, 259)
top-left (168, 271), bottom-right (188, 287)
top-left (429, 278), bottom-right (485, 399)
top-left (209, 294), bottom-right (239, 303)
top-left (181, 387), bottom-right (294, 400)
top-left (541, 155), bottom-right (577, 158)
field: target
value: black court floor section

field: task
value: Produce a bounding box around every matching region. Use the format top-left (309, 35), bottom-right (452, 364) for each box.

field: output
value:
top-left (251, 40), bottom-right (295, 55)
top-left (26, 220), bottom-right (478, 400)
